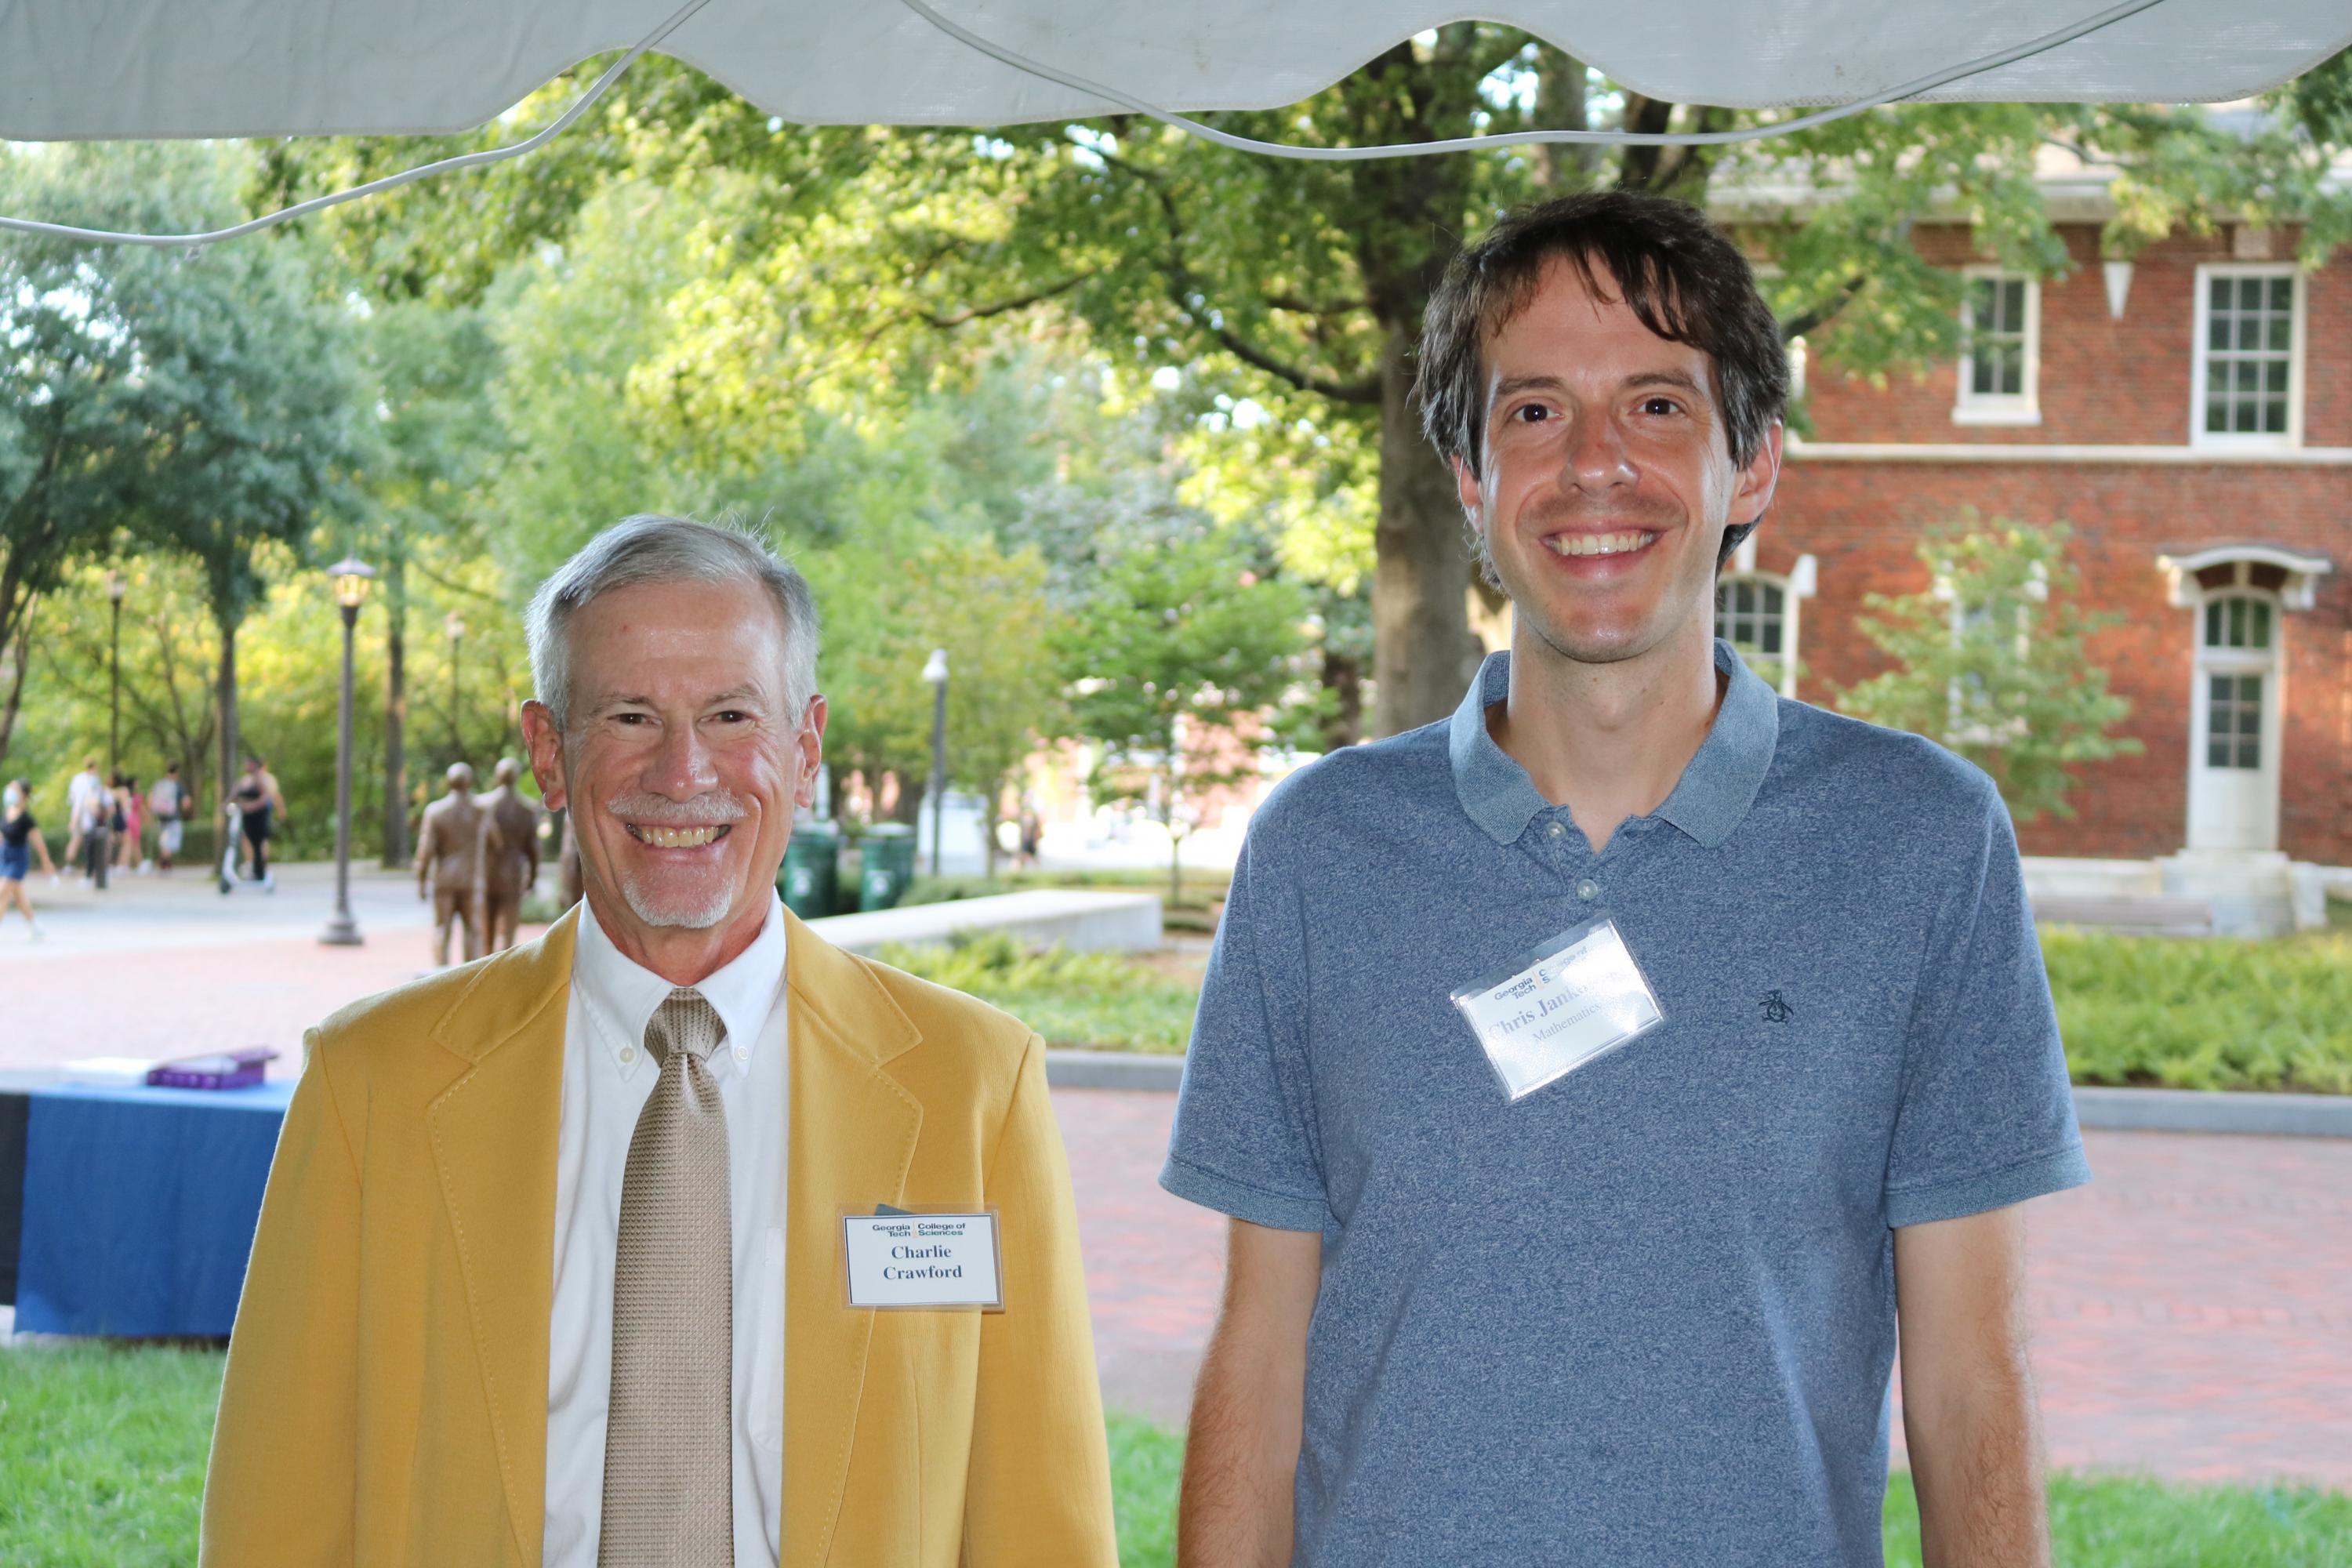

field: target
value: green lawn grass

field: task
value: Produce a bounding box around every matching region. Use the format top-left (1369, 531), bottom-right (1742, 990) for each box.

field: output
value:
top-left (1881, 1468), bottom-right (2352, 1567)
top-left (6, 1346), bottom-right (2348, 1566)
top-left (1108, 1413), bottom-right (1182, 1568)
top-left (0, 1345), bottom-right (221, 1568)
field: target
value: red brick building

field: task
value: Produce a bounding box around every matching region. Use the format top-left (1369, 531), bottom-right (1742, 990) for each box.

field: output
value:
top-left (1726, 220), bottom-right (2349, 897)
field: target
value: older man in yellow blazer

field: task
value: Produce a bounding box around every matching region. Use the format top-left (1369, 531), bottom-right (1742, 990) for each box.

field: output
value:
top-left (203, 515), bottom-right (1117, 1566)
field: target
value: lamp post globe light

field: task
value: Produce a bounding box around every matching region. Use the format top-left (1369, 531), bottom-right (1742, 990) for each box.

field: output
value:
top-left (921, 648), bottom-right (949, 878)
top-left (105, 569), bottom-right (126, 777)
top-left (321, 557), bottom-right (376, 947)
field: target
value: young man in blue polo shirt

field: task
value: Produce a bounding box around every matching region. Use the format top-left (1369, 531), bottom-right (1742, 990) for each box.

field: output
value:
top-left (1162, 190), bottom-right (2090, 1566)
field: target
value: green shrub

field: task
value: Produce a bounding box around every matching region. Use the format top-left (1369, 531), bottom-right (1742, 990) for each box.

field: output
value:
top-left (875, 932), bottom-right (1197, 1054)
top-left (2044, 929), bottom-right (2352, 1094)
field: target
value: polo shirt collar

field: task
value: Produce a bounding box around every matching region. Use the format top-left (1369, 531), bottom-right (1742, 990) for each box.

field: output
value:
top-left (1448, 638), bottom-right (1780, 850)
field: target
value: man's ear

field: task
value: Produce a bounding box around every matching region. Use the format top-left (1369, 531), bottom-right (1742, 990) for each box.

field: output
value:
top-left (792, 695), bottom-right (829, 812)
top-left (520, 701), bottom-right (568, 813)
top-left (1731, 420), bottom-right (1784, 530)
top-left (1451, 452), bottom-right (1486, 529)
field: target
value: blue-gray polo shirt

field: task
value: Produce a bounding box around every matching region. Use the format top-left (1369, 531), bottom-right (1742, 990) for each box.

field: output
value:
top-left (1162, 641), bottom-right (2090, 1567)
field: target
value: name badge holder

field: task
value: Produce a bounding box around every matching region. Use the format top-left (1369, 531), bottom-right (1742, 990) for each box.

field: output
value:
top-left (1450, 915), bottom-right (1667, 1102)
top-left (841, 1208), bottom-right (1005, 1312)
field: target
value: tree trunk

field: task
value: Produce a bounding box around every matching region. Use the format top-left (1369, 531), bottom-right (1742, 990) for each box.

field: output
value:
top-left (381, 556), bottom-right (410, 867)
top-left (0, 619), bottom-right (29, 776)
top-left (1318, 649), bottom-right (1364, 751)
top-left (216, 615), bottom-right (240, 833)
top-left (1371, 325), bottom-right (1483, 737)
top-left (1530, 49), bottom-right (1596, 191)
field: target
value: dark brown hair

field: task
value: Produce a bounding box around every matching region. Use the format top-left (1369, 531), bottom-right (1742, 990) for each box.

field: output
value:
top-left (1416, 190), bottom-right (1788, 564)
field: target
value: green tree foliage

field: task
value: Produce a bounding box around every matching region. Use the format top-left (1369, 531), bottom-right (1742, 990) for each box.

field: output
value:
top-left (354, 299), bottom-right (509, 862)
top-left (31, 561), bottom-right (222, 811)
top-left (249, 45), bottom-right (2352, 745)
top-left (1834, 520), bottom-right (2140, 822)
top-left (815, 535), bottom-right (1067, 867)
top-left (304, 44), bottom-right (2348, 739)
top-left (1051, 531), bottom-right (1313, 900)
top-left (0, 142), bottom-right (367, 804)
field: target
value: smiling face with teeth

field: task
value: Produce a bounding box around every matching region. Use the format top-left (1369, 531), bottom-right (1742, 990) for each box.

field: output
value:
top-left (1454, 257), bottom-right (1781, 677)
top-left (521, 572), bottom-right (824, 983)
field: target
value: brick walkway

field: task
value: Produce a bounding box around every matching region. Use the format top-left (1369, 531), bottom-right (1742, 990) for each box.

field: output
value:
top-left (1057, 1089), bottom-right (2352, 1489)
top-left (6, 880), bottom-right (2346, 1489)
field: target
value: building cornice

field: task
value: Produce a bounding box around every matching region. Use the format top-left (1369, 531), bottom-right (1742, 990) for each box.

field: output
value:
top-left (1787, 439), bottom-right (2352, 466)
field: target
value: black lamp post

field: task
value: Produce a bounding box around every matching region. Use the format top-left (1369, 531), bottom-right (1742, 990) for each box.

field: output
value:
top-left (445, 611), bottom-right (466, 758)
top-left (105, 570), bottom-right (125, 777)
top-left (321, 557), bottom-right (376, 946)
top-left (921, 648), bottom-right (949, 877)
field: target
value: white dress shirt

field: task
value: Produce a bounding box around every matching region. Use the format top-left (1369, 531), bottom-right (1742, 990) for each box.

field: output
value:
top-left (543, 895), bottom-right (790, 1566)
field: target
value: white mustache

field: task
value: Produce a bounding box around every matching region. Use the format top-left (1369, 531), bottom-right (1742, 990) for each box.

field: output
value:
top-left (605, 791), bottom-right (747, 827)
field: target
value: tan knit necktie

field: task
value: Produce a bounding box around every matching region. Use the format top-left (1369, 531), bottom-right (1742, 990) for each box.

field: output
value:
top-left (600, 987), bottom-right (733, 1566)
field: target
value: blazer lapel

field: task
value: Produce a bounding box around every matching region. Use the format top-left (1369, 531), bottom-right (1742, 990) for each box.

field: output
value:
top-left (781, 912), bottom-right (924, 1568)
top-left (426, 909), bottom-right (577, 1566)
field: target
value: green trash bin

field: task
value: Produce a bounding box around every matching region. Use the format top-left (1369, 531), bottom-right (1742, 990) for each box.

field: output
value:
top-left (857, 824), bottom-right (918, 912)
top-left (779, 819), bottom-right (840, 920)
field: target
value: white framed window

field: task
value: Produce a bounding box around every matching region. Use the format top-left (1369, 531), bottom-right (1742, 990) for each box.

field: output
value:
top-left (2199, 593), bottom-right (2274, 771)
top-left (2191, 265), bottom-right (2303, 448)
top-left (1715, 538), bottom-right (1815, 699)
top-left (1954, 268), bottom-right (2040, 425)
top-left (1717, 575), bottom-right (1788, 686)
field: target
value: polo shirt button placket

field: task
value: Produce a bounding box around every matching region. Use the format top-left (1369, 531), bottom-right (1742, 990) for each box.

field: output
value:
top-left (1576, 877), bottom-right (1601, 902)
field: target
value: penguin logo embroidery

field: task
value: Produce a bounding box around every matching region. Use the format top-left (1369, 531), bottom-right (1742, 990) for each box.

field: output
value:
top-left (1760, 990), bottom-right (1795, 1025)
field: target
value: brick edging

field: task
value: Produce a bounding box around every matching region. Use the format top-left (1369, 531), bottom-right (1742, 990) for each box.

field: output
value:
top-left (1044, 1051), bottom-right (2352, 1138)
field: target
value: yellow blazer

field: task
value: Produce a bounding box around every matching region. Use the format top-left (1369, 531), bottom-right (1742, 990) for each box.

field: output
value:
top-left (201, 907), bottom-right (1117, 1566)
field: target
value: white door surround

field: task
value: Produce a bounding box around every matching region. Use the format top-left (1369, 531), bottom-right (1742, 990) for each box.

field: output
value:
top-left (2187, 589), bottom-right (2281, 851)
top-left (2155, 546), bottom-right (2332, 855)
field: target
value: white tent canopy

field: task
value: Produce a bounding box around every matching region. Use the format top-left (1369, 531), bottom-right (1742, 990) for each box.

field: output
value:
top-left (4, 1), bottom-right (2349, 143)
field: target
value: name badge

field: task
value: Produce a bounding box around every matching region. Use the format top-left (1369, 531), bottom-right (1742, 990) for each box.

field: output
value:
top-left (1450, 916), bottom-right (1666, 1102)
top-left (842, 1212), bottom-right (1004, 1310)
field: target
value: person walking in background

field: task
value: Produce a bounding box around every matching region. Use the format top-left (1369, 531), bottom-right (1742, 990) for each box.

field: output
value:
top-left (2, 779), bottom-right (57, 938)
top-left (228, 756), bottom-right (283, 891)
top-left (477, 757), bottom-right (542, 953)
top-left (416, 762), bottom-right (490, 966)
top-left (74, 777), bottom-right (114, 891)
top-left (148, 764), bottom-right (187, 873)
top-left (61, 754), bottom-right (102, 879)
top-left (114, 773), bottom-right (143, 874)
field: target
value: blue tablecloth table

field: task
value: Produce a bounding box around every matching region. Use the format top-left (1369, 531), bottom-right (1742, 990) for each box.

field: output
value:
top-left (11, 1079), bottom-right (293, 1337)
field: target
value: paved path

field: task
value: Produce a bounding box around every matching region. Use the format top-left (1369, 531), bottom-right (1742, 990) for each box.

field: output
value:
top-left (4, 884), bottom-right (2345, 1488)
top-left (0, 862), bottom-right (510, 1078)
top-left (1058, 1088), bottom-right (2352, 1490)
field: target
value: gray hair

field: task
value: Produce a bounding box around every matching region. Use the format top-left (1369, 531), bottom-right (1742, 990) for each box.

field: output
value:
top-left (525, 514), bottom-right (821, 731)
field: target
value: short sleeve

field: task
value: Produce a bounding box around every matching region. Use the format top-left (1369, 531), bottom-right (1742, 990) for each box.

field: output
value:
top-left (1159, 833), bottom-right (1331, 1232)
top-left (1883, 781), bottom-right (2091, 1229)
